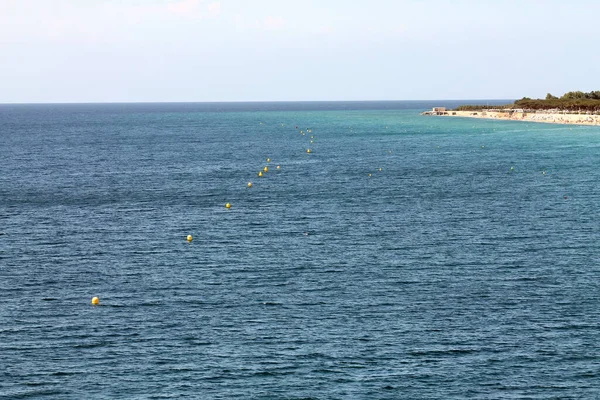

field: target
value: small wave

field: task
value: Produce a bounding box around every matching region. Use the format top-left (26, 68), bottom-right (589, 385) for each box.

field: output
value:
top-left (183, 340), bottom-right (212, 346)
top-left (73, 341), bottom-right (109, 349)
top-left (50, 371), bottom-right (81, 377)
top-left (262, 301), bottom-right (282, 306)
top-left (574, 371), bottom-right (599, 378)
top-left (311, 368), bottom-right (345, 375)
top-left (22, 382), bottom-right (48, 387)
top-left (115, 207), bottom-right (157, 213)
top-left (508, 276), bottom-right (543, 282)
top-left (136, 302), bottom-right (162, 307)
top-left (299, 352), bottom-right (337, 360)
top-left (283, 398), bottom-right (319, 400)
top-left (6, 389), bottom-right (66, 399)
top-left (409, 348), bottom-right (479, 357)
top-left (251, 370), bottom-right (294, 377)
top-left (294, 301), bottom-right (327, 306)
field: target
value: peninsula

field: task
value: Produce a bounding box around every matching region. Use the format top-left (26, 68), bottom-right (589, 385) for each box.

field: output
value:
top-left (423, 91), bottom-right (600, 126)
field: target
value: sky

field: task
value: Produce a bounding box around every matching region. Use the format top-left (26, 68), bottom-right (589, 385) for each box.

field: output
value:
top-left (1, 0), bottom-right (599, 103)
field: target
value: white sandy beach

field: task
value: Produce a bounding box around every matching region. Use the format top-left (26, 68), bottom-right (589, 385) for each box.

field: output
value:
top-left (429, 110), bottom-right (600, 126)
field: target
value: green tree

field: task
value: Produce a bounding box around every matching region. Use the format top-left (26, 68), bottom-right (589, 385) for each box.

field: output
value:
top-left (588, 91), bottom-right (600, 100)
top-left (562, 91), bottom-right (587, 100)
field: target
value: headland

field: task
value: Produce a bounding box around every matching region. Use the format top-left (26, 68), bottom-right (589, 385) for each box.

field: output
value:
top-left (422, 91), bottom-right (600, 126)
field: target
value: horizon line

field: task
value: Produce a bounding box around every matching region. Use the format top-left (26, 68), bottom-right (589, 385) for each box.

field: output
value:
top-left (0, 99), bottom-right (515, 106)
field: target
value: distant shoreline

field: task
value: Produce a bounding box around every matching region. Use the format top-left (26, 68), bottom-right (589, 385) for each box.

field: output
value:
top-left (422, 90), bottom-right (600, 126)
top-left (422, 109), bottom-right (600, 126)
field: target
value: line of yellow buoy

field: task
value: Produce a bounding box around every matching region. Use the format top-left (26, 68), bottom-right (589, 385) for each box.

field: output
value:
top-left (93, 121), bottom-right (390, 305)
top-left (221, 120), bottom-right (304, 221)
top-left (305, 129), bottom-right (314, 154)
top-left (186, 121), bottom-right (313, 251)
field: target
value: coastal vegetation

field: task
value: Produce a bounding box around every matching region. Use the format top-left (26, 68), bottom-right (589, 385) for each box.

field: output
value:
top-left (455, 90), bottom-right (600, 113)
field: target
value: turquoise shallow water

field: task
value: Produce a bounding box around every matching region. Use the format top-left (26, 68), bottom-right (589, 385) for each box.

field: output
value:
top-left (1, 101), bottom-right (599, 399)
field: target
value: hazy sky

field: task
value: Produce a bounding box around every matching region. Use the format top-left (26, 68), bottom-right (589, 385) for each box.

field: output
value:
top-left (1, 0), bottom-right (599, 103)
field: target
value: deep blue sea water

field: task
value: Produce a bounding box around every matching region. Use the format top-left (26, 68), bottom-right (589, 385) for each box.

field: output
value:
top-left (1, 101), bottom-right (599, 399)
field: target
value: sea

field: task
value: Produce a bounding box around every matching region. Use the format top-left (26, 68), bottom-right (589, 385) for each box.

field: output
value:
top-left (1, 101), bottom-right (599, 399)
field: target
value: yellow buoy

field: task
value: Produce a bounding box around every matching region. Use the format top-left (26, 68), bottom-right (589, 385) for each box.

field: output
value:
top-left (263, 166), bottom-right (269, 172)
top-left (258, 171), bottom-right (263, 177)
top-left (225, 203), bottom-right (231, 209)
top-left (368, 173), bottom-right (372, 177)
top-left (276, 165), bottom-right (280, 170)
top-left (91, 296), bottom-right (99, 306)
top-left (307, 149), bottom-right (312, 153)
top-left (187, 234), bottom-right (193, 242)
top-left (247, 182), bottom-right (253, 188)
top-left (266, 158), bottom-right (271, 163)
